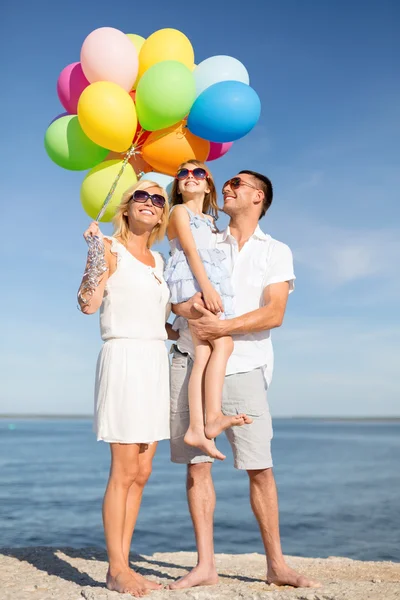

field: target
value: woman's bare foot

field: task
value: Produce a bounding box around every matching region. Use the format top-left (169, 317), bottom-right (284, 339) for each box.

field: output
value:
top-left (184, 429), bottom-right (226, 460)
top-left (130, 569), bottom-right (163, 590)
top-left (168, 564), bottom-right (219, 590)
top-left (106, 569), bottom-right (147, 596)
top-left (267, 565), bottom-right (321, 588)
top-left (205, 413), bottom-right (251, 440)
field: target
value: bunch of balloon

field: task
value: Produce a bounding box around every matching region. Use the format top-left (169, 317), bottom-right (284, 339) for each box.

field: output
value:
top-left (44, 27), bottom-right (261, 222)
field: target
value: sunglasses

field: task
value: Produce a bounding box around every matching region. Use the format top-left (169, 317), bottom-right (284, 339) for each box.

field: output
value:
top-left (176, 167), bottom-right (208, 181)
top-left (130, 190), bottom-right (166, 209)
top-left (222, 176), bottom-right (259, 194)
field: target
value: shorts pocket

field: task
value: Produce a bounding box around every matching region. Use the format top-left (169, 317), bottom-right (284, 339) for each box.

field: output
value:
top-left (222, 370), bottom-right (267, 418)
top-left (170, 353), bottom-right (190, 413)
top-left (170, 353), bottom-right (188, 370)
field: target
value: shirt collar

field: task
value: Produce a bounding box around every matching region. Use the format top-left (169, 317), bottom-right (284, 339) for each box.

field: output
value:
top-left (217, 225), bottom-right (268, 243)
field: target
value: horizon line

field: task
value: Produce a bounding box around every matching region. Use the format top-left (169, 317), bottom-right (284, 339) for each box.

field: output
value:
top-left (1, 414), bottom-right (399, 422)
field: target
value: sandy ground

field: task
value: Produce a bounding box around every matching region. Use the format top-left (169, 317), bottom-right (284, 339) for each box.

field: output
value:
top-left (1, 547), bottom-right (399, 600)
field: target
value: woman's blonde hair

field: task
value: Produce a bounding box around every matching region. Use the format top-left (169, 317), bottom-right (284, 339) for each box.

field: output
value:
top-left (170, 159), bottom-right (219, 219)
top-left (113, 180), bottom-right (169, 248)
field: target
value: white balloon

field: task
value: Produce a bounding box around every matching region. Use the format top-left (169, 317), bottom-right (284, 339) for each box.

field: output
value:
top-left (194, 55), bottom-right (250, 98)
top-left (140, 172), bottom-right (174, 197)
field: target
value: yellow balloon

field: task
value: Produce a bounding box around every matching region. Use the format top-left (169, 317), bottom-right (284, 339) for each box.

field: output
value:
top-left (138, 28), bottom-right (194, 81)
top-left (81, 160), bottom-right (137, 222)
top-left (127, 33), bottom-right (146, 89)
top-left (78, 82), bottom-right (137, 152)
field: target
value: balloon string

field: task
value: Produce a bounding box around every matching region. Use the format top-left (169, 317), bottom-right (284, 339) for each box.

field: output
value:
top-left (95, 144), bottom-right (136, 221)
top-left (96, 123), bottom-right (187, 215)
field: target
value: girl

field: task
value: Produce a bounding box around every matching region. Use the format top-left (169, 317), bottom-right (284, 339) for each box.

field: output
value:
top-left (165, 160), bottom-right (251, 460)
top-left (78, 181), bottom-right (170, 596)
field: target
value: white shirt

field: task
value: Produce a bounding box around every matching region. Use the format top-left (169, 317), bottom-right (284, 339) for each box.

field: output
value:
top-left (177, 225), bottom-right (295, 387)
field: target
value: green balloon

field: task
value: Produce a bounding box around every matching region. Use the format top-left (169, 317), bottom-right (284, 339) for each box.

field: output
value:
top-left (44, 115), bottom-right (109, 171)
top-left (136, 60), bottom-right (196, 131)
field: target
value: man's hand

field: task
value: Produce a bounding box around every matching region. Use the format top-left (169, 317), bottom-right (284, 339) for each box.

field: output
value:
top-left (189, 304), bottom-right (227, 340)
top-left (172, 292), bottom-right (205, 320)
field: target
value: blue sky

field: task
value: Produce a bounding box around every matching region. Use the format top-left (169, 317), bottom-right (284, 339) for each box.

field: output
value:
top-left (2, 0), bottom-right (399, 416)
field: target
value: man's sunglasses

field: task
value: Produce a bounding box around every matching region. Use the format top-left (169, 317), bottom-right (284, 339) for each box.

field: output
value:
top-left (222, 176), bottom-right (259, 194)
top-left (130, 190), bottom-right (166, 209)
top-left (176, 167), bottom-right (208, 181)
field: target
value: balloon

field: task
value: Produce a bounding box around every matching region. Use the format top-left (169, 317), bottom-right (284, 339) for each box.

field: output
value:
top-left (78, 82), bottom-right (137, 152)
top-left (187, 81), bottom-right (261, 142)
top-left (207, 142), bottom-right (233, 161)
top-left (142, 121), bottom-right (209, 176)
top-left (127, 34), bottom-right (146, 89)
top-left (81, 160), bottom-right (137, 222)
top-left (138, 28), bottom-right (194, 81)
top-left (194, 56), bottom-right (249, 98)
top-left (44, 115), bottom-right (109, 171)
top-left (57, 62), bottom-right (89, 114)
top-left (136, 61), bottom-right (195, 131)
top-left (140, 172), bottom-right (174, 197)
top-left (81, 27), bottom-right (139, 92)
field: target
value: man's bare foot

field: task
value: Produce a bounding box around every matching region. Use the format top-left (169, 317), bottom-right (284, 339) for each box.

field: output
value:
top-left (267, 565), bottom-right (321, 588)
top-left (106, 569), bottom-right (147, 596)
top-left (168, 564), bottom-right (219, 590)
top-left (184, 429), bottom-right (226, 460)
top-left (130, 569), bottom-right (163, 590)
top-left (205, 413), bottom-right (252, 440)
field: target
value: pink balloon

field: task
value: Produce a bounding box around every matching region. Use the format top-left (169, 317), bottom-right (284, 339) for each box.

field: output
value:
top-left (81, 27), bottom-right (139, 92)
top-left (57, 63), bottom-right (89, 114)
top-left (207, 142), bottom-right (233, 161)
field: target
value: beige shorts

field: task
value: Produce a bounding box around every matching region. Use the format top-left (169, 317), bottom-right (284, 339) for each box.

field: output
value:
top-left (170, 347), bottom-right (273, 470)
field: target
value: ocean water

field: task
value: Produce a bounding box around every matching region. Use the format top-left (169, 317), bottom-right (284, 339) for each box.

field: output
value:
top-left (0, 418), bottom-right (399, 561)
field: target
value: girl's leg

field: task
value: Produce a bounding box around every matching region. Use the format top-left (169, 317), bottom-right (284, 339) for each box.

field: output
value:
top-left (204, 336), bottom-right (252, 441)
top-left (103, 443), bottom-right (147, 597)
top-left (183, 325), bottom-right (226, 460)
top-left (122, 442), bottom-right (162, 590)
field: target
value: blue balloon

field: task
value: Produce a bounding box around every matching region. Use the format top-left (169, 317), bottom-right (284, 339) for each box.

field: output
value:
top-left (187, 81), bottom-right (261, 143)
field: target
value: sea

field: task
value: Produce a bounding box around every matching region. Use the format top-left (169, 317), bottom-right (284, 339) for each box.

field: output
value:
top-left (1, 418), bottom-right (399, 562)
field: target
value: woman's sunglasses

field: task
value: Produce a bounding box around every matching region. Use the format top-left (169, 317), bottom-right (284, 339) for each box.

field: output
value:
top-left (176, 167), bottom-right (208, 181)
top-left (222, 176), bottom-right (259, 194)
top-left (130, 190), bottom-right (166, 209)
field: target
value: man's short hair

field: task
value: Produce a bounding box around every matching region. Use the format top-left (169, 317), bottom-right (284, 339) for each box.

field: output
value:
top-left (239, 170), bottom-right (273, 219)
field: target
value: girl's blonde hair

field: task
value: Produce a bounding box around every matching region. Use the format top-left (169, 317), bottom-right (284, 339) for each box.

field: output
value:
top-left (113, 180), bottom-right (169, 248)
top-left (170, 159), bottom-right (219, 219)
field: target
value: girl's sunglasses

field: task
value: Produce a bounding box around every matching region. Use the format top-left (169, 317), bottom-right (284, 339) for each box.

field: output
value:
top-left (176, 167), bottom-right (208, 181)
top-left (222, 176), bottom-right (259, 193)
top-left (130, 190), bottom-right (166, 209)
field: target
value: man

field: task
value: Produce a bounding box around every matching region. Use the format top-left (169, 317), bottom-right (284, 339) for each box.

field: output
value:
top-left (169, 171), bottom-right (319, 590)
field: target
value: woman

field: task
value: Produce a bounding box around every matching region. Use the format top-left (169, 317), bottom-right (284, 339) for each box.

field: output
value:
top-left (78, 180), bottom-right (170, 596)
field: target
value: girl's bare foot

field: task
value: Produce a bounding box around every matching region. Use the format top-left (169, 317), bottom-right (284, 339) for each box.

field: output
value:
top-left (106, 569), bottom-right (147, 596)
top-left (205, 413), bottom-right (252, 440)
top-left (184, 429), bottom-right (226, 460)
top-left (130, 569), bottom-right (163, 590)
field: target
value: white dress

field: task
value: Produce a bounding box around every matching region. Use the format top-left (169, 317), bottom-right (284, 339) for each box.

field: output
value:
top-left (94, 237), bottom-right (171, 444)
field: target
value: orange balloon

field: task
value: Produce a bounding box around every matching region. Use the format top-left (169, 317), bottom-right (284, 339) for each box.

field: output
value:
top-left (142, 121), bottom-right (209, 176)
top-left (106, 150), bottom-right (151, 175)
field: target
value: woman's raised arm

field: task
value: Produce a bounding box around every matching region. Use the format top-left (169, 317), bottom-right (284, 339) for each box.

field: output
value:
top-left (77, 222), bottom-right (113, 315)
